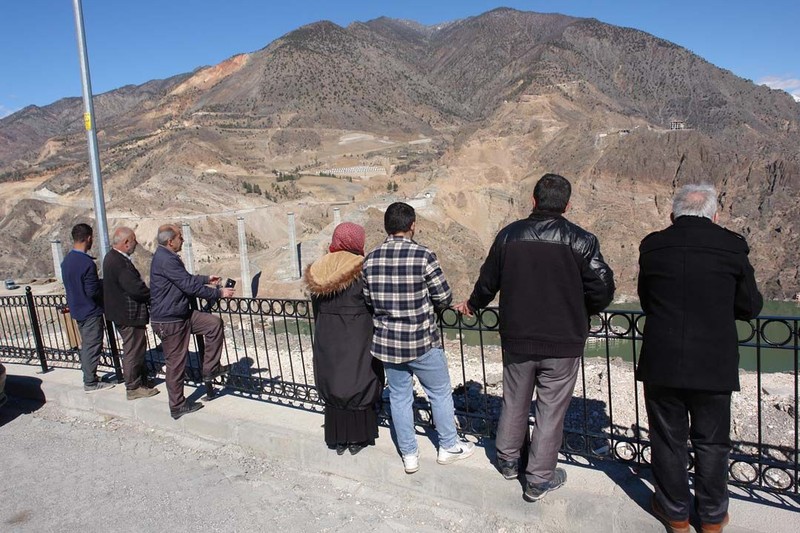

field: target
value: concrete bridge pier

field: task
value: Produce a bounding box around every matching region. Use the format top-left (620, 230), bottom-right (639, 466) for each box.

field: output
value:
top-left (237, 216), bottom-right (252, 297)
top-left (50, 240), bottom-right (64, 282)
top-left (181, 223), bottom-right (195, 274)
top-left (288, 212), bottom-right (299, 279)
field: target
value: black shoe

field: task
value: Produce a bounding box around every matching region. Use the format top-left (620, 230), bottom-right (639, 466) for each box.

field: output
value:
top-left (84, 382), bottom-right (115, 392)
top-left (497, 458), bottom-right (519, 480)
top-left (170, 402), bottom-right (204, 420)
top-left (523, 467), bottom-right (567, 502)
top-left (202, 364), bottom-right (230, 382)
top-left (204, 381), bottom-right (218, 401)
top-left (335, 444), bottom-right (347, 456)
top-left (348, 443), bottom-right (366, 456)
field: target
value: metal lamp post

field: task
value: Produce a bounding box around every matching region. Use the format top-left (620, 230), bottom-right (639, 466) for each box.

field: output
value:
top-left (72, 0), bottom-right (110, 262)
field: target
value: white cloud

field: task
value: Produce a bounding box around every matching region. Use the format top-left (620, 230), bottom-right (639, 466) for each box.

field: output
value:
top-left (758, 76), bottom-right (800, 102)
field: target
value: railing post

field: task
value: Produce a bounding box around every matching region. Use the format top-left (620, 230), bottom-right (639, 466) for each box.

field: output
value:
top-left (24, 287), bottom-right (50, 373)
top-left (105, 319), bottom-right (124, 383)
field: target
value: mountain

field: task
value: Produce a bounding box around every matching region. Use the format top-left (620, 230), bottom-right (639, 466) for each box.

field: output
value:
top-left (1, 8), bottom-right (798, 300)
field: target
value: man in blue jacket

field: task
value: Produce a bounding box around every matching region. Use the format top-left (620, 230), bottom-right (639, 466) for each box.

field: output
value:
top-left (61, 223), bottom-right (114, 391)
top-left (150, 224), bottom-right (235, 420)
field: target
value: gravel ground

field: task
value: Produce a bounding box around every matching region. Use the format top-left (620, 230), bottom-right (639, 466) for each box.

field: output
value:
top-left (0, 398), bottom-right (544, 533)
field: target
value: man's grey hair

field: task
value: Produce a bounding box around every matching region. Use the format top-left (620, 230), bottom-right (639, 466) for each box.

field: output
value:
top-left (111, 227), bottom-right (134, 246)
top-left (672, 183), bottom-right (718, 220)
top-left (157, 225), bottom-right (177, 246)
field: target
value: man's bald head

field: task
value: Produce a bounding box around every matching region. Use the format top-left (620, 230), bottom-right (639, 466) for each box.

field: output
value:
top-left (111, 226), bottom-right (138, 255)
top-left (157, 224), bottom-right (183, 252)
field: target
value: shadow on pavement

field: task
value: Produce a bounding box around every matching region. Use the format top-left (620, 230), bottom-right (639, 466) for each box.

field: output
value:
top-left (0, 375), bottom-right (46, 427)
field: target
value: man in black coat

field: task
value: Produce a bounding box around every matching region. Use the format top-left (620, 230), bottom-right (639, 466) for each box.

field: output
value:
top-left (456, 174), bottom-right (615, 502)
top-left (637, 183), bottom-right (762, 533)
top-left (103, 227), bottom-right (159, 400)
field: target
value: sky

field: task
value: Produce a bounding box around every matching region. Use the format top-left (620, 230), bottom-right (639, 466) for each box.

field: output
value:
top-left (1, 1), bottom-right (798, 119)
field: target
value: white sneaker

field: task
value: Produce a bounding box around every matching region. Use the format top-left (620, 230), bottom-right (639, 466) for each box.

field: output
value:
top-left (402, 450), bottom-right (420, 474)
top-left (437, 439), bottom-right (476, 465)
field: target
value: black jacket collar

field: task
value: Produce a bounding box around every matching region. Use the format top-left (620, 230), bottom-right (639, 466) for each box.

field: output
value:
top-left (529, 208), bottom-right (564, 219)
top-left (672, 215), bottom-right (714, 226)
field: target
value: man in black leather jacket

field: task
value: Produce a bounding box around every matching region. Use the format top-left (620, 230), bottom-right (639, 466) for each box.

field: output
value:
top-left (456, 173), bottom-right (614, 502)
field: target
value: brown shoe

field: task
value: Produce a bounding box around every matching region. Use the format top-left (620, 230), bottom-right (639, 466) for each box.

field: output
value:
top-left (651, 497), bottom-right (690, 533)
top-left (701, 513), bottom-right (730, 533)
top-left (126, 386), bottom-right (160, 401)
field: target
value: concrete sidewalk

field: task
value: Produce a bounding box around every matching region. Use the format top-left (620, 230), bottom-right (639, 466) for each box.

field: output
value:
top-left (3, 362), bottom-right (799, 533)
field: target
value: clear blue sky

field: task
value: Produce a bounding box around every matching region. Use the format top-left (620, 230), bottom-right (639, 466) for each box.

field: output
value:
top-left (1, 1), bottom-right (798, 118)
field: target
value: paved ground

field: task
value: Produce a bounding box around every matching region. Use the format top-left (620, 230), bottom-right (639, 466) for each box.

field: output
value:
top-left (0, 399), bottom-right (527, 532)
top-left (1, 363), bottom-right (799, 532)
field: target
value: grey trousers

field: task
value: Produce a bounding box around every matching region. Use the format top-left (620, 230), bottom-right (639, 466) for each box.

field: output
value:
top-left (76, 315), bottom-right (105, 385)
top-left (495, 352), bottom-right (580, 484)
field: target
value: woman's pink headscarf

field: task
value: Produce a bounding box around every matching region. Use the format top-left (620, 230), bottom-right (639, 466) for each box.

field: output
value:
top-left (329, 222), bottom-right (365, 256)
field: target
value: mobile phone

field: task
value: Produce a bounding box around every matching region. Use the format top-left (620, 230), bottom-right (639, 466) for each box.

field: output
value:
top-left (225, 278), bottom-right (236, 288)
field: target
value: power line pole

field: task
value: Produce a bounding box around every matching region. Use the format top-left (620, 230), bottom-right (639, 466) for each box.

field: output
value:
top-left (72, 0), bottom-right (110, 262)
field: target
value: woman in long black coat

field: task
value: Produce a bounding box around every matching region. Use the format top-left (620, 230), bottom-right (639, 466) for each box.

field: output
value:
top-left (304, 222), bottom-right (384, 455)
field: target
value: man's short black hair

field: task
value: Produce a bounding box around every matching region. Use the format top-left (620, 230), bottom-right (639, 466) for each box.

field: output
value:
top-left (384, 202), bottom-right (416, 234)
top-left (533, 173), bottom-right (571, 213)
top-left (71, 223), bottom-right (93, 243)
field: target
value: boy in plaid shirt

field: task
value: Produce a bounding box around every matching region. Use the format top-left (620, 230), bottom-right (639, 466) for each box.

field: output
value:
top-left (363, 202), bottom-right (475, 473)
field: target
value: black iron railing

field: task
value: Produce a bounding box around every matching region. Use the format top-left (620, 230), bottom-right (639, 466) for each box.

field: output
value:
top-left (1, 288), bottom-right (797, 496)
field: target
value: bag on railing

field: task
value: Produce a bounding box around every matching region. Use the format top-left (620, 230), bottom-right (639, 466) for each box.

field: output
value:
top-left (57, 305), bottom-right (81, 349)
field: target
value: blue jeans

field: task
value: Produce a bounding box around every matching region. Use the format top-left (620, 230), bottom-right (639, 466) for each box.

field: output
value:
top-left (384, 347), bottom-right (458, 456)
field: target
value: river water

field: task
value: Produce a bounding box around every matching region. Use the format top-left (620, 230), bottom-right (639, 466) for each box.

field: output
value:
top-left (442, 301), bottom-right (800, 373)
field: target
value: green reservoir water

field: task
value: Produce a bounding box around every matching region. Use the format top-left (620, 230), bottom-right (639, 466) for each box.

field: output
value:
top-left (273, 301), bottom-right (798, 373)
top-left (441, 301), bottom-right (799, 373)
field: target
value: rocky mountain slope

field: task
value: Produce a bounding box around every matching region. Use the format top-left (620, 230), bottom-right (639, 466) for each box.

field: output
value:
top-left (1, 7), bottom-right (798, 300)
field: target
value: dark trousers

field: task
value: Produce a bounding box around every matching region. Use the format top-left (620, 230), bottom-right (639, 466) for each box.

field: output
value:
top-left (76, 315), bottom-right (105, 385)
top-left (644, 383), bottom-right (731, 524)
top-left (118, 325), bottom-right (147, 390)
top-left (495, 352), bottom-right (580, 484)
top-left (153, 311), bottom-right (225, 411)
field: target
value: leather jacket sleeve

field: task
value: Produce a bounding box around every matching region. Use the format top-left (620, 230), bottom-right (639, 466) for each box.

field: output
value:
top-left (574, 234), bottom-right (615, 315)
top-left (467, 236), bottom-right (503, 311)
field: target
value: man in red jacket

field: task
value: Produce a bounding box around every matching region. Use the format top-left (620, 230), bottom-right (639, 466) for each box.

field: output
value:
top-left (456, 174), bottom-right (614, 502)
top-left (638, 183), bottom-right (762, 533)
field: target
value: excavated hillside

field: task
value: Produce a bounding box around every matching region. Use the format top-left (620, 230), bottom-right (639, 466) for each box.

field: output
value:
top-left (0, 7), bottom-right (798, 300)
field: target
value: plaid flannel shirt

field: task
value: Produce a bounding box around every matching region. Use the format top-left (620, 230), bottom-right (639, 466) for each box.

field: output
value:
top-left (362, 235), bottom-right (452, 364)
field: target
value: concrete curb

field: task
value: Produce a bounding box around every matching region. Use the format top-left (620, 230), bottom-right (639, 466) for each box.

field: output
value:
top-left (4, 363), bottom-right (796, 532)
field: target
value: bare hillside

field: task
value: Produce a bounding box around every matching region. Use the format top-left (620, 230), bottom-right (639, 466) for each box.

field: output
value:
top-left (1, 8), bottom-right (798, 300)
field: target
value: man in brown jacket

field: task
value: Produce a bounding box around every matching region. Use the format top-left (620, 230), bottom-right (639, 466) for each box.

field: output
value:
top-left (103, 227), bottom-right (158, 400)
